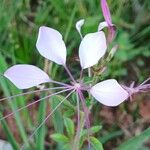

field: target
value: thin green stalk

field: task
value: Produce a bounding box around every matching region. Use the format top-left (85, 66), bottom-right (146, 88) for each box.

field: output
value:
top-left (0, 112), bottom-right (19, 150)
top-left (0, 53), bottom-right (29, 147)
top-left (36, 92), bottom-right (47, 150)
top-left (64, 3), bottom-right (77, 42)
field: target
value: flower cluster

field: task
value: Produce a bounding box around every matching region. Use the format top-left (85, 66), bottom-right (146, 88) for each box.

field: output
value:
top-left (2, 0), bottom-right (150, 128)
top-left (4, 22), bottom-right (129, 107)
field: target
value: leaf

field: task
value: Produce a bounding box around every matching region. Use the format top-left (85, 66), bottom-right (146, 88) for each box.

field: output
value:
top-left (116, 127), bottom-right (150, 150)
top-left (64, 117), bottom-right (75, 137)
top-left (36, 93), bottom-right (47, 150)
top-left (50, 133), bottom-right (69, 143)
top-left (0, 113), bottom-right (19, 150)
top-left (64, 109), bottom-right (75, 118)
top-left (81, 125), bottom-right (102, 137)
top-left (63, 143), bottom-right (71, 150)
top-left (90, 137), bottom-right (103, 150)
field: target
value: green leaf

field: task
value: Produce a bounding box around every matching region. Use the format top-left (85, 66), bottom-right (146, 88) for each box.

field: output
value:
top-left (63, 143), bottom-right (71, 150)
top-left (64, 109), bottom-right (75, 117)
top-left (0, 113), bottom-right (19, 150)
top-left (81, 125), bottom-right (102, 137)
top-left (90, 137), bottom-right (103, 150)
top-left (116, 127), bottom-right (150, 150)
top-left (51, 133), bottom-right (69, 143)
top-left (100, 130), bottom-right (123, 144)
top-left (64, 117), bottom-right (75, 137)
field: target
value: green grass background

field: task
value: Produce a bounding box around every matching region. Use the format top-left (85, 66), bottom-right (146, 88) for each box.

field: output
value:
top-left (0, 0), bottom-right (149, 149)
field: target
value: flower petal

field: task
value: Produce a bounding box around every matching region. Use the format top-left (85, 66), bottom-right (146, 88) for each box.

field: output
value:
top-left (98, 21), bottom-right (109, 31)
top-left (98, 21), bottom-right (116, 43)
top-left (79, 31), bottom-right (107, 69)
top-left (4, 65), bottom-right (51, 89)
top-left (90, 79), bottom-right (129, 106)
top-left (36, 26), bottom-right (66, 65)
top-left (101, 0), bottom-right (112, 26)
top-left (76, 19), bottom-right (85, 38)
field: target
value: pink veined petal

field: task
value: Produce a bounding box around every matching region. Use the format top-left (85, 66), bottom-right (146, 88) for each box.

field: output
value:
top-left (98, 21), bottom-right (116, 43)
top-left (107, 25), bottom-right (116, 43)
top-left (90, 79), bottom-right (129, 106)
top-left (79, 31), bottom-right (107, 69)
top-left (4, 65), bottom-right (51, 89)
top-left (100, 0), bottom-right (116, 43)
top-left (101, 0), bottom-right (112, 26)
top-left (36, 26), bottom-right (67, 65)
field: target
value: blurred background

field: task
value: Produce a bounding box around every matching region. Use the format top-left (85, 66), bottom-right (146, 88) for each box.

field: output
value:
top-left (0, 0), bottom-right (150, 149)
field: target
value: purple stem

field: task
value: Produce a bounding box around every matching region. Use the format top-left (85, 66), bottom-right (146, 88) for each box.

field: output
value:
top-left (77, 90), bottom-right (91, 150)
top-left (72, 92), bottom-right (81, 150)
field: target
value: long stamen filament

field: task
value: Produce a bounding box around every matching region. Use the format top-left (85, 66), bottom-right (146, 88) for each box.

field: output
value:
top-left (0, 86), bottom-right (68, 102)
top-left (51, 80), bottom-right (71, 87)
top-left (64, 65), bottom-right (76, 83)
top-left (0, 88), bottom-right (72, 121)
top-left (20, 89), bottom-right (75, 150)
top-left (139, 77), bottom-right (150, 86)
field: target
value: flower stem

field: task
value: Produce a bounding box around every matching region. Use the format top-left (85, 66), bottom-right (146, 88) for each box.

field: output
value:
top-left (72, 92), bottom-right (80, 150)
top-left (78, 90), bottom-right (91, 150)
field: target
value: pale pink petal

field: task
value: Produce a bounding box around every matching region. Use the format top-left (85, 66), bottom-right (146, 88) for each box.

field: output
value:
top-left (101, 0), bottom-right (112, 26)
top-left (100, 0), bottom-right (116, 43)
top-left (90, 79), bottom-right (129, 106)
top-left (79, 31), bottom-right (107, 69)
top-left (98, 21), bottom-right (108, 31)
top-left (36, 26), bottom-right (66, 65)
top-left (4, 65), bottom-right (51, 89)
top-left (98, 21), bottom-right (116, 43)
top-left (76, 19), bottom-right (85, 38)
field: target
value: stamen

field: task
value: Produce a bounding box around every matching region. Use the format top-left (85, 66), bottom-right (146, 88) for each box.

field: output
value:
top-left (64, 65), bottom-right (76, 83)
top-left (0, 88), bottom-right (72, 121)
top-left (139, 77), bottom-right (150, 86)
top-left (20, 89), bottom-right (75, 150)
top-left (0, 86), bottom-right (68, 102)
top-left (51, 80), bottom-right (71, 87)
